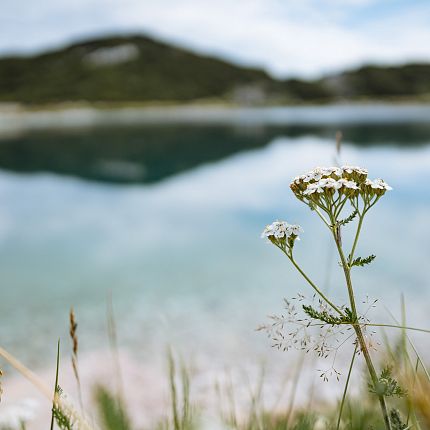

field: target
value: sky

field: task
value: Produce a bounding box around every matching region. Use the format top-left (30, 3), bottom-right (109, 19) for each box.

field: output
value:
top-left (2, 0), bottom-right (430, 78)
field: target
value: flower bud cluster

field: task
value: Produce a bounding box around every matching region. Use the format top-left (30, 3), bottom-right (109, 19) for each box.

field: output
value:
top-left (290, 165), bottom-right (391, 203)
top-left (261, 221), bottom-right (302, 249)
top-left (363, 178), bottom-right (393, 196)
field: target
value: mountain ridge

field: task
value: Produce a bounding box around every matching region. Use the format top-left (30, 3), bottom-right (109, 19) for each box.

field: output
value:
top-left (0, 34), bottom-right (429, 104)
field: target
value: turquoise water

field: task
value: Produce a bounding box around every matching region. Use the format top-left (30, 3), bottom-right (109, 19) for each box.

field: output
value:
top-left (0, 105), bottom-right (430, 370)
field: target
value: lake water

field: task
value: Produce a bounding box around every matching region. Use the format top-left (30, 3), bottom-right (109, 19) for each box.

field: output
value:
top-left (1, 104), bottom-right (430, 384)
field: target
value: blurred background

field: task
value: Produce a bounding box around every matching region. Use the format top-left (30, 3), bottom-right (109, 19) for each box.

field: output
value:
top-left (0, 0), bottom-right (430, 426)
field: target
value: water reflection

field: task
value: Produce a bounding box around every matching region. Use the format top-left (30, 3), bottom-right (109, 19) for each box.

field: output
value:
top-left (0, 121), bottom-right (430, 184)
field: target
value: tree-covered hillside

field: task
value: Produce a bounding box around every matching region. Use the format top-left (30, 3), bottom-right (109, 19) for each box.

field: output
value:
top-left (0, 34), bottom-right (429, 104)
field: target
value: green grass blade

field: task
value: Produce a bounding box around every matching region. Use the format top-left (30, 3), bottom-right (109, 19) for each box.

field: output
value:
top-left (50, 339), bottom-right (60, 430)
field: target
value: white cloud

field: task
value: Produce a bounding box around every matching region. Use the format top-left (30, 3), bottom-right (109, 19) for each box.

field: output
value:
top-left (1, 0), bottom-right (429, 77)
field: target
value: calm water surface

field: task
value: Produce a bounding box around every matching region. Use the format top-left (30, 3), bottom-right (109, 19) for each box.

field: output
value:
top-left (0, 104), bottom-right (429, 371)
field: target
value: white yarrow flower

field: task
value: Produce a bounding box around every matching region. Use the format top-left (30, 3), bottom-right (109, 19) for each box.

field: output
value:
top-left (370, 178), bottom-right (392, 190)
top-left (341, 165), bottom-right (368, 175)
top-left (293, 174), bottom-right (307, 185)
top-left (274, 221), bottom-right (288, 238)
top-left (287, 224), bottom-right (302, 236)
top-left (321, 178), bottom-right (342, 189)
top-left (303, 182), bottom-right (323, 195)
top-left (261, 223), bottom-right (275, 239)
top-left (344, 180), bottom-right (359, 189)
top-left (321, 166), bottom-right (342, 177)
top-left (261, 221), bottom-right (302, 242)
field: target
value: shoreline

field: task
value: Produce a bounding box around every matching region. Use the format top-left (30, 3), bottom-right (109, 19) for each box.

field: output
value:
top-left (1, 101), bottom-right (430, 138)
top-left (0, 346), bottom-right (347, 430)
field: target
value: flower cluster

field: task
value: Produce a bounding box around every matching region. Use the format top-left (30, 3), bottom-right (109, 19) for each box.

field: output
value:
top-left (290, 166), bottom-right (392, 204)
top-left (364, 178), bottom-right (393, 194)
top-left (261, 221), bottom-right (302, 250)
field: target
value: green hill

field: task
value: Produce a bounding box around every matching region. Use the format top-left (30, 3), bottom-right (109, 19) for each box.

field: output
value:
top-left (0, 35), bottom-right (282, 104)
top-left (320, 64), bottom-right (430, 99)
top-left (0, 34), bottom-right (429, 104)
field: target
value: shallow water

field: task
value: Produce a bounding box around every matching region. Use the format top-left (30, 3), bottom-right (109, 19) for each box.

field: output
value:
top-left (0, 105), bottom-right (429, 373)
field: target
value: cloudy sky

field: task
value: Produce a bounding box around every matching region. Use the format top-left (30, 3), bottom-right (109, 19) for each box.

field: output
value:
top-left (2, 0), bottom-right (430, 78)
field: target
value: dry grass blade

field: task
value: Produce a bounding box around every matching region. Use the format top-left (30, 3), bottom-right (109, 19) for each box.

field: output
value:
top-left (408, 375), bottom-right (430, 428)
top-left (0, 345), bottom-right (52, 399)
top-left (0, 343), bottom-right (93, 430)
top-left (0, 367), bottom-right (3, 403)
top-left (384, 305), bottom-right (430, 382)
top-left (285, 353), bottom-right (306, 428)
top-left (69, 307), bottom-right (84, 411)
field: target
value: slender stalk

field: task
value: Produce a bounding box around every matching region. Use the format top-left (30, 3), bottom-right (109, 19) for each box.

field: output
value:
top-left (313, 207), bottom-right (331, 228)
top-left (332, 228), bottom-right (392, 430)
top-left (384, 307), bottom-right (430, 383)
top-left (168, 349), bottom-right (180, 430)
top-left (69, 308), bottom-right (84, 413)
top-left (294, 321), bottom-right (430, 335)
top-left (362, 323), bottom-right (430, 334)
top-left (347, 197), bottom-right (380, 264)
top-left (333, 196), bottom-right (349, 220)
top-left (282, 249), bottom-right (343, 316)
top-left (406, 358), bottom-right (420, 427)
top-left (336, 344), bottom-right (357, 430)
top-left (285, 353), bottom-right (306, 428)
top-left (348, 213), bottom-right (364, 264)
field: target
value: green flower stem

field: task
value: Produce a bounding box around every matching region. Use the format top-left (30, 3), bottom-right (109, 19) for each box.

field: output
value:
top-left (281, 248), bottom-right (343, 316)
top-left (334, 196), bottom-right (349, 220)
top-left (332, 227), bottom-right (392, 430)
top-left (348, 196), bottom-right (381, 263)
top-left (313, 207), bottom-right (331, 228)
top-left (348, 213), bottom-right (364, 264)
